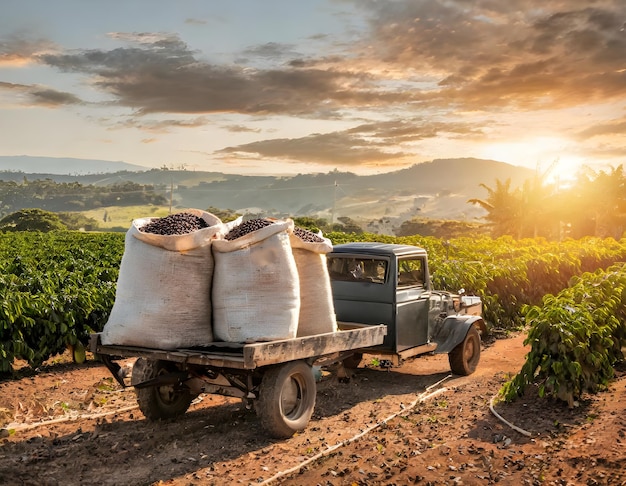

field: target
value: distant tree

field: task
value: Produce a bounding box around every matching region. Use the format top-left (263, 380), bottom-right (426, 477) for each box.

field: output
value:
top-left (205, 206), bottom-right (241, 223)
top-left (58, 212), bottom-right (100, 231)
top-left (292, 216), bottom-right (328, 233)
top-left (395, 218), bottom-right (488, 239)
top-left (332, 216), bottom-right (363, 234)
top-left (0, 209), bottom-right (67, 232)
top-left (468, 179), bottom-right (523, 237)
top-left (565, 165), bottom-right (626, 239)
top-left (517, 168), bottom-right (561, 239)
top-left (469, 165), bottom-right (626, 240)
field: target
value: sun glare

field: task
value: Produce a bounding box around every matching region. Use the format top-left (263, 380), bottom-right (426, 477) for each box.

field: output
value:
top-left (481, 137), bottom-right (582, 189)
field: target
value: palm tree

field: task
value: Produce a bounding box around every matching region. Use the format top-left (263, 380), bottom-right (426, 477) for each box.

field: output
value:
top-left (468, 178), bottom-right (524, 237)
top-left (571, 165), bottom-right (626, 239)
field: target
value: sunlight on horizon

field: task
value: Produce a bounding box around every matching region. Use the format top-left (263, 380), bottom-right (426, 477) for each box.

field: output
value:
top-left (481, 136), bottom-right (584, 188)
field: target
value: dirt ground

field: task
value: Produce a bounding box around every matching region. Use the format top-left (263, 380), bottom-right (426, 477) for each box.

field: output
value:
top-left (1, 332), bottom-right (624, 486)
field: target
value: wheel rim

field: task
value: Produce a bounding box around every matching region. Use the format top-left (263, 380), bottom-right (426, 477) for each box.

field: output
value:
top-left (464, 339), bottom-right (476, 361)
top-left (281, 374), bottom-right (305, 419)
top-left (464, 333), bottom-right (479, 367)
top-left (156, 368), bottom-right (180, 405)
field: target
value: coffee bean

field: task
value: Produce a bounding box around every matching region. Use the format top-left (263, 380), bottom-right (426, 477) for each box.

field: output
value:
top-left (224, 218), bottom-right (274, 240)
top-left (293, 226), bottom-right (325, 243)
top-left (139, 212), bottom-right (209, 235)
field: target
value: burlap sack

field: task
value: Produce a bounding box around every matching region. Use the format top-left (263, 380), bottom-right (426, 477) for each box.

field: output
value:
top-left (211, 219), bottom-right (300, 342)
top-left (289, 231), bottom-right (337, 337)
top-left (101, 209), bottom-right (221, 349)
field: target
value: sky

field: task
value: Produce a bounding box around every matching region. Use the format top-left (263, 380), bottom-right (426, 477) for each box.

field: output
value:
top-left (1, 0), bottom-right (625, 179)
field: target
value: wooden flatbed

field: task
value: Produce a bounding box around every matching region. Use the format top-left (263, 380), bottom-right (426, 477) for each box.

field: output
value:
top-left (89, 324), bottom-right (386, 439)
top-left (90, 323), bottom-right (386, 369)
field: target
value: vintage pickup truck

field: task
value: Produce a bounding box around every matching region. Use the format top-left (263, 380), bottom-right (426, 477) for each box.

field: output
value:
top-left (327, 242), bottom-right (486, 373)
top-left (91, 242), bottom-right (485, 438)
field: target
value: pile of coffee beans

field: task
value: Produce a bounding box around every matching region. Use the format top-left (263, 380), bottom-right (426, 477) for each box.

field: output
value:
top-left (139, 212), bottom-right (209, 235)
top-left (293, 226), bottom-right (325, 243)
top-left (224, 218), bottom-right (274, 240)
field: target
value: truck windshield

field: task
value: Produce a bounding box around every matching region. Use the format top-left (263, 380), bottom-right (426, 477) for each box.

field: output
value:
top-left (397, 258), bottom-right (425, 288)
top-left (327, 256), bottom-right (387, 284)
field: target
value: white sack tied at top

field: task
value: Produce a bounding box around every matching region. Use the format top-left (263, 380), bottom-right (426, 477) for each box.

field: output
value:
top-left (289, 229), bottom-right (338, 337)
top-left (101, 209), bottom-right (222, 349)
top-left (211, 218), bottom-right (300, 343)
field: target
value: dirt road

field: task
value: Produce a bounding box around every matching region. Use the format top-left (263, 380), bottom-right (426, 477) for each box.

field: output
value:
top-left (1, 332), bottom-right (624, 485)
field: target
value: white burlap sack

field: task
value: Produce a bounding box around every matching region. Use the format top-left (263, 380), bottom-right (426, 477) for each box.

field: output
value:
top-left (289, 232), bottom-right (338, 337)
top-left (212, 219), bottom-right (300, 342)
top-left (101, 209), bottom-right (221, 349)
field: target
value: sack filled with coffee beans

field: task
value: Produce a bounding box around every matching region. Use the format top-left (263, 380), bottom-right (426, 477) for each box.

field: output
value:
top-left (102, 209), bottom-right (222, 349)
top-left (212, 218), bottom-right (300, 342)
top-left (289, 227), bottom-right (338, 337)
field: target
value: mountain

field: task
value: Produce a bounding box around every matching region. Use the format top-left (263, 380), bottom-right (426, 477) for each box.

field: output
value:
top-left (0, 156), bottom-right (534, 226)
top-left (0, 155), bottom-right (150, 175)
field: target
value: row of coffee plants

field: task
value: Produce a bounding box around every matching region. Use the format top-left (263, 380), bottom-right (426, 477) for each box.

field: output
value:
top-left (500, 263), bottom-right (626, 405)
top-left (2, 229), bottom-right (625, 378)
top-left (0, 231), bottom-right (124, 372)
top-left (329, 233), bottom-right (626, 329)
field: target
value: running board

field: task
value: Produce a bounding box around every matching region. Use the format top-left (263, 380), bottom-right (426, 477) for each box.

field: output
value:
top-left (393, 343), bottom-right (438, 366)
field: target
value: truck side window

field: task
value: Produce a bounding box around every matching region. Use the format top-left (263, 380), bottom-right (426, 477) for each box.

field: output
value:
top-left (397, 258), bottom-right (424, 288)
top-left (327, 257), bottom-right (387, 284)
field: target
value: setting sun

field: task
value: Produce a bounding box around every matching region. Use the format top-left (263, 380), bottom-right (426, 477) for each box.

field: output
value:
top-left (481, 137), bottom-right (583, 187)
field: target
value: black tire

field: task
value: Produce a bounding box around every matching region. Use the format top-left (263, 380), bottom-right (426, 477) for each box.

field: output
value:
top-left (448, 325), bottom-right (481, 376)
top-left (256, 360), bottom-right (316, 438)
top-left (342, 352), bottom-right (363, 369)
top-left (132, 358), bottom-right (193, 420)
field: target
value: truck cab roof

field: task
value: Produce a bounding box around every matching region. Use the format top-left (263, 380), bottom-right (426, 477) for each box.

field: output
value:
top-left (330, 242), bottom-right (428, 258)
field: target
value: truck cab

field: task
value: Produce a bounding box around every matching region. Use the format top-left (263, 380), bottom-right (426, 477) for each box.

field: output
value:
top-left (328, 242), bottom-right (486, 373)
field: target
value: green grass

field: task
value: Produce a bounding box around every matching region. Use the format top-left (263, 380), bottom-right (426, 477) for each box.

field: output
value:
top-left (79, 205), bottom-right (174, 230)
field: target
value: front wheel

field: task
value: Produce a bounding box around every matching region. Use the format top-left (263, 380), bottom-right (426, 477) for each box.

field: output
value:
top-left (256, 360), bottom-right (316, 438)
top-left (132, 358), bottom-right (193, 420)
top-left (448, 325), bottom-right (481, 376)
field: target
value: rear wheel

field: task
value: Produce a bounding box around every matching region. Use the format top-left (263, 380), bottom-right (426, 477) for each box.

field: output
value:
top-left (132, 358), bottom-right (193, 420)
top-left (256, 360), bottom-right (316, 438)
top-left (448, 325), bottom-right (481, 376)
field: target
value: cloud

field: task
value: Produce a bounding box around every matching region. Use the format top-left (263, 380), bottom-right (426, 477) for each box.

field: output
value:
top-left (36, 33), bottom-right (415, 117)
top-left (29, 88), bottom-right (82, 107)
top-left (354, 0), bottom-right (626, 110)
top-left (224, 124), bottom-right (262, 133)
top-left (0, 81), bottom-right (82, 107)
top-left (240, 42), bottom-right (298, 59)
top-left (215, 118), bottom-right (483, 167)
top-left (348, 119), bottom-right (484, 144)
top-left (184, 18), bottom-right (208, 26)
top-left (216, 131), bottom-right (407, 166)
top-left (26, 1), bottom-right (624, 123)
top-left (0, 35), bottom-right (55, 66)
top-left (576, 117), bottom-right (626, 139)
top-left (114, 116), bottom-right (209, 133)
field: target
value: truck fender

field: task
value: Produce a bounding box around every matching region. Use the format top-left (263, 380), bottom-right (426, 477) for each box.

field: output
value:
top-left (431, 315), bottom-right (485, 354)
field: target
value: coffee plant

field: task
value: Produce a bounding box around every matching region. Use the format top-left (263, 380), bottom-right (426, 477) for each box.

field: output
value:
top-left (0, 231), bottom-right (124, 372)
top-left (2, 225), bottom-right (626, 405)
top-left (500, 263), bottom-right (626, 405)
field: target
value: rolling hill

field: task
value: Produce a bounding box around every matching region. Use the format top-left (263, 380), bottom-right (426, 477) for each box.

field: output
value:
top-left (0, 156), bottom-right (534, 228)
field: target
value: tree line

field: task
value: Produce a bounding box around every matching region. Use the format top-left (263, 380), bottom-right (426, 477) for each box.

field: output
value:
top-left (0, 178), bottom-right (166, 217)
top-left (469, 165), bottom-right (626, 240)
top-left (1, 165), bottom-right (624, 240)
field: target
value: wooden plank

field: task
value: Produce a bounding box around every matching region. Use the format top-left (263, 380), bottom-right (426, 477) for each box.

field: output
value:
top-left (242, 325), bottom-right (387, 368)
top-left (91, 324), bottom-right (386, 370)
top-left (91, 334), bottom-right (248, 369)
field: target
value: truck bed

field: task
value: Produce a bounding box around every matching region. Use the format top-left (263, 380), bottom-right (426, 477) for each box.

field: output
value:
top-left (90, 323), bottom-right (386, 370)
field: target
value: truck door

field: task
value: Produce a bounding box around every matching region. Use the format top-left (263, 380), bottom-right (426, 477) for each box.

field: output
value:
top-left (395, 257), bottom-right (430, 351)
